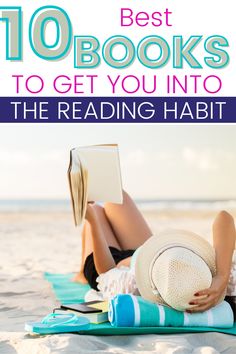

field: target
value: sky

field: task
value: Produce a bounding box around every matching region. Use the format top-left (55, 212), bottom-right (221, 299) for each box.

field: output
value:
top-left (0, 124), bottom-right (235, 200)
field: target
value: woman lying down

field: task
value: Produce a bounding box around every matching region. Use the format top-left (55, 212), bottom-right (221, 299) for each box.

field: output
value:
top-left (74, 191), bottom-right (236, 313)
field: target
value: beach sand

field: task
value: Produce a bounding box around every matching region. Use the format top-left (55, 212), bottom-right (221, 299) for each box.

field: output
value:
top-left (1, 207), bottom-right (236, 354)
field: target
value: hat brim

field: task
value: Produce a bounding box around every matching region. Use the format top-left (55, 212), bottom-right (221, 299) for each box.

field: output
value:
top-left (135, 229), bottom-right (216, 304)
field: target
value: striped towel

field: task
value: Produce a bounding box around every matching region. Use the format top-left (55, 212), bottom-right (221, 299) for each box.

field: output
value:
top-left (108, 294), bottom-right (234, 328)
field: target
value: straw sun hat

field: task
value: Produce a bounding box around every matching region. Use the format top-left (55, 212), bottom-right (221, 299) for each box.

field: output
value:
top-left (135, 229), bottom-right (223, 311)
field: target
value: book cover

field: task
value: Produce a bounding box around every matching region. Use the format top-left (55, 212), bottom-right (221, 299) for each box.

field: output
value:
top-left (68, 144), bottom-right (123, 225)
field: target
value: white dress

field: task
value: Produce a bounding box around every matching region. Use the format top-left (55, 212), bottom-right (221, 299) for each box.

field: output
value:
top-left (85, 248), bottom-right (140, 301)
top-left (85, 250), bottom-right (236, 301)
top-left (226, 251), bottom-right (236, 296)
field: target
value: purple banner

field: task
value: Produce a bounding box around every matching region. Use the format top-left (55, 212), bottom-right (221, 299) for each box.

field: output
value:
top-left (0, 97), bottom-right (234, 123)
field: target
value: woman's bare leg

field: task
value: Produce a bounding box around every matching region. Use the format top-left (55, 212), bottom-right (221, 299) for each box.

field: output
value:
top-left (74, 204), bottom-right (121, 281)
top-left (74, 222), bottom-right (90, 283)
top-left (87, 204), bottom-right (122, 274)
top-left (90, 205), bottom-right (121, 250)
top-left (104, 191), bottom-right (152, 250)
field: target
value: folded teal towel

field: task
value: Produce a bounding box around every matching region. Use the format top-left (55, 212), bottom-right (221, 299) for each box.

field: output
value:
top-left (109, 295), bottom-right (234, 328)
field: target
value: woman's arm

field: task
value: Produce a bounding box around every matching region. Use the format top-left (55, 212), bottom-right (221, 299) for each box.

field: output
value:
top-left (85, 204), bottom-right (116, 274)
top-left (188, 210), bottom-right (236, 313)
top-left (213, 210), bottom-right (235, 281)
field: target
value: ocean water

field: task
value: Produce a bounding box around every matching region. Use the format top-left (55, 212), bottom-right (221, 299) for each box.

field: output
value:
top-left (0, 199), bottom-right (236, 213)
top-left (0, 199), bottom-right (71, 212)
top-left (136, 199), bottom-right (236, 212)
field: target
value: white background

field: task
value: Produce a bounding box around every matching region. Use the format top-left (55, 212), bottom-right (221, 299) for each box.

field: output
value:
top-left (0, 0), bottom-right (234, 96)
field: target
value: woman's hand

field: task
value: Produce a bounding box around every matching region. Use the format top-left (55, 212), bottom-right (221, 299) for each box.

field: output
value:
top-left (187, 274), bottom-right (228, 313)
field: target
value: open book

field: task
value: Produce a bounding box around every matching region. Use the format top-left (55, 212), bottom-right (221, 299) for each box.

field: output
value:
top-left (68, 144), bottom-right (123, 226)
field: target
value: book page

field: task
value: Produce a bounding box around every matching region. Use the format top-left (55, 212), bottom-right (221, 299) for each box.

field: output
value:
top-left (76, 146), bottom-right (123, 204)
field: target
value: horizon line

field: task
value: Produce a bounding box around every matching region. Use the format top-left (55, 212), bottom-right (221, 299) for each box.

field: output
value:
top-left (1, 198), bottom-right (236, 203)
